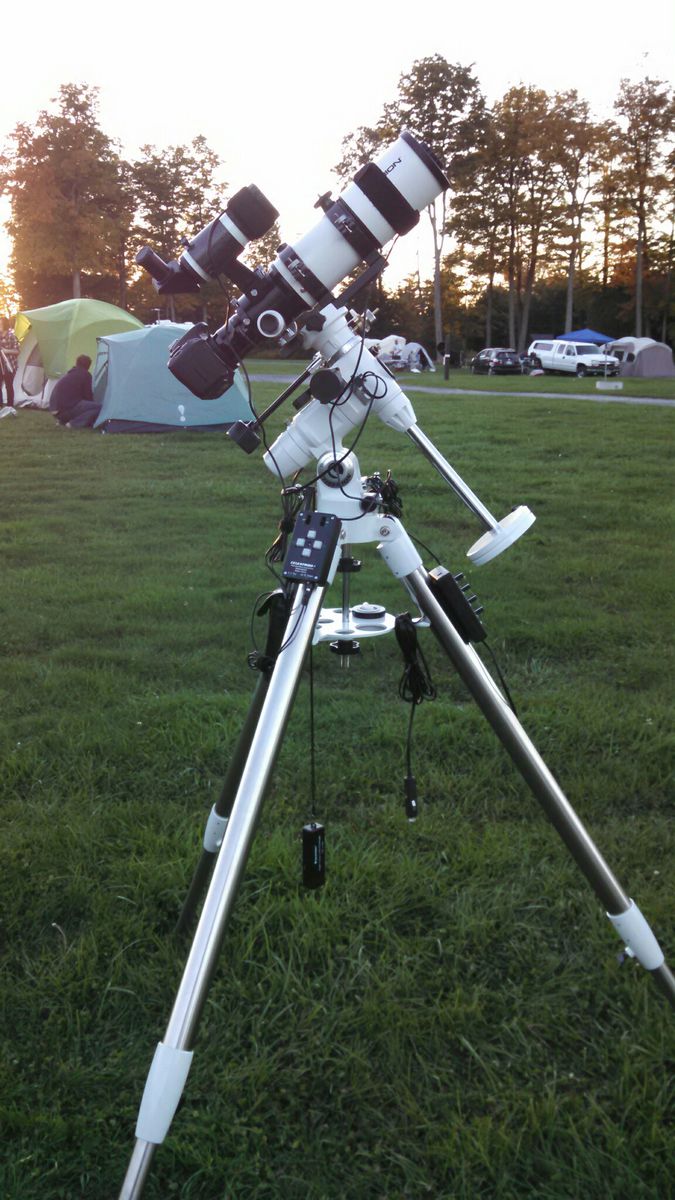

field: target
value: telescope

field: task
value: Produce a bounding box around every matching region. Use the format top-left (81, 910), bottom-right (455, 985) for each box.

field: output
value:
top-left (121, 129), bottom-right (674, 1200)
top-left (137, 131), bottom-right (447, 398)
top-left (138, 131), bottom-right (535, 563)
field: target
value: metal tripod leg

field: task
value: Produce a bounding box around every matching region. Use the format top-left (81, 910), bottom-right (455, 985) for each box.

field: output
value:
top-left (119, 581), bottom-right (326, 1200)
top-left (403, 565), bottom-right (675, 1006)
top-left (176, 590), bottom-right (292, 934)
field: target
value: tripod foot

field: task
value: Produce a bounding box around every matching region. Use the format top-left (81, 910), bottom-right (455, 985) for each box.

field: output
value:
top-left (468, 505), bottom-right (536, 564)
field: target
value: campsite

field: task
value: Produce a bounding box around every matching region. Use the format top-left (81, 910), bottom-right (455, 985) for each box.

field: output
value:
top-left (1, 374), bottom-right (674, 1198)
top-left (1, 18), bottom-right (674, 1200)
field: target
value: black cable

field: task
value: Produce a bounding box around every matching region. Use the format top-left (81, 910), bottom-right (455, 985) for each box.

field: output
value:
top-left (308, 644), bottom-right (317, 820)
top-left (277, 583), bottom-right (313, 655)
top-left (395, 614), bottom-right (437, 707)
top-left (481, 639), bottom-right (519, 717)
top-left (409, 533), bottom-right (442, 566)
top-left (236, 356), bottom-right (301, 581)
top-left (394, 613), bottom-right (436, 821)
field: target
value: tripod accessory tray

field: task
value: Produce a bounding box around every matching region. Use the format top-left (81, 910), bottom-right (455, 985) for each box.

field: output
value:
top-left (282, 511), bottom-right (342, 586)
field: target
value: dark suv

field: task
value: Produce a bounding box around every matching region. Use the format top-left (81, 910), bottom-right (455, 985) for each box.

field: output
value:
top-left (469, 348), bottom-right (522, 375)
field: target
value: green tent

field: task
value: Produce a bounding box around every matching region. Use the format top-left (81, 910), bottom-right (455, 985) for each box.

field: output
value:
top-left (93, 322), bottom-right (253, 433)
top-left (14, 299), bottom-right (142, 408)
top-left (16, 298), bottom-right (142, 378)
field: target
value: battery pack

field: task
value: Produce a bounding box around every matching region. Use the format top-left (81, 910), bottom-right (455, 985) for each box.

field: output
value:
top-left (302, 822), bottom-right (326, 889)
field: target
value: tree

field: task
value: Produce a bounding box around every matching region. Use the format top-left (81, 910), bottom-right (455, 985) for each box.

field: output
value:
top-left (614, 76), bottom-right (675, 336)
top-left (130, 136), bottom-right (228, 323)
top-left (336, 56), bottom-right (485, 354)
top-left (448, 111), bottom-right (506, 346)
top-left (0, 84), bottom-right (129, 305)
top-left (553, 91), bottom-right (604, 333)
top-left (0, 270), bottom-right (20, 316)
top-left (593, 130), bottom-right (626, 291)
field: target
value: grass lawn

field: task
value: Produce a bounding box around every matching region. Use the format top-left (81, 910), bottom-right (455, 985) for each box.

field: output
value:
top-left (0, 387), bottom-right (673, 1200)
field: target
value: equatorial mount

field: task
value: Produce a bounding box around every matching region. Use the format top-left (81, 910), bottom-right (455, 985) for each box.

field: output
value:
top-left (257, 301), bottom-right (536, 565)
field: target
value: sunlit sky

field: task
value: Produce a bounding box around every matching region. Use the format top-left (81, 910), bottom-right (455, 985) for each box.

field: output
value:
top-left (1, 0), bottom-right (673, 292)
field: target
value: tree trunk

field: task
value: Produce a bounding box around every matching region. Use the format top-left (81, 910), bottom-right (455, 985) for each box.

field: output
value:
top-left (118, 242), bottom-right (127, 309)
top-left (428, 203), bottom-right (444, 359)
top-left (485, 275), bottom-right (493, 347)
top-left (507, 225), bottom-right (517, 348)
top-left (433, 260), bottom-right (443, 356)
top-left (660, 209), bottom-right (674, 344)
top-left (635, 221), bottom-right (643, 338)
top-left (564, 242), bottom-right (576, 333)
top-left (602, 209), bottom-right (610, 289)
top-left (519, 261), bottom-right (536, 353)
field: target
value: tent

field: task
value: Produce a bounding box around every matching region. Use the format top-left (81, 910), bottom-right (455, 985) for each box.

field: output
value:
top-left (402, 341), bottom-right (436, 371)
top-left (92, 322), bottom-right (253, 433)
top-left (556, 328), bottom-right (613, 345)
top-left (604, 337), bottom-right (675, 378)
top-left (14, 299), bottom-right (142, 408)
top-left (365, 334), bottom-right (436, 372)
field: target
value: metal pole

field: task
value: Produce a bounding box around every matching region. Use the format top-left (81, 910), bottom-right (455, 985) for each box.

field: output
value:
top-left (175, 674), bottom-right (268, 933)
top-left (404, 566), bottom-right (675, 1004)
top-left (406, 424), bottom-right (499, 532)
top-left (176, 591), bottom-right (291, 933)
top-left (119, 582), bottom-right (327, 1200)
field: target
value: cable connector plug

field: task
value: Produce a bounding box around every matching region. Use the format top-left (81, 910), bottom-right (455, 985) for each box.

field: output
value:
top-left (404, 774), bottom-right (419, 822)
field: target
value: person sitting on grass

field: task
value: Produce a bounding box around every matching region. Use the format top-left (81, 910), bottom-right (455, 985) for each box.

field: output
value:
top-left (0, 348), bottom-right (15, 409)
top-left (49, 355), bottom-right (101, 428)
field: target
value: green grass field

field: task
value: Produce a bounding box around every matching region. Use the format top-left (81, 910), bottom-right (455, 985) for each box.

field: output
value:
top-left (0, 381), bottom-right (673, 1200)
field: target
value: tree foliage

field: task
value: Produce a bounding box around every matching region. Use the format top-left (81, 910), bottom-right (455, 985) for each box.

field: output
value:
top-left (0, 84), bottom-right (128, 305)
top-left (128, 136), bottom-right (227, 323)
top-left (1, 70), bottom-right (674, 349)
top-left (336, 56), bottom-right (485, 354)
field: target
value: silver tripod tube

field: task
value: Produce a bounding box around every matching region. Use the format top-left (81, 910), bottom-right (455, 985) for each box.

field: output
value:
top-left (119, 582), bottom-right (327, 1199)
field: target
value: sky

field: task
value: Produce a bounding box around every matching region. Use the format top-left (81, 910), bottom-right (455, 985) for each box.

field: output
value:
top-left (1, 0), bottom-right (673, 292)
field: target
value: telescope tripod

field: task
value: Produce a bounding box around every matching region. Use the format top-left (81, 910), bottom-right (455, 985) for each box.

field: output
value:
top-left (119, 452), bottom-right (674, 1200)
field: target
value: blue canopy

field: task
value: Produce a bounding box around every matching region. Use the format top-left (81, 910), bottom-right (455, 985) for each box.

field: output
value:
top-left (92, 322), bottom-right (253, 433)
top-left (556, 328), bottom-right (613, 344)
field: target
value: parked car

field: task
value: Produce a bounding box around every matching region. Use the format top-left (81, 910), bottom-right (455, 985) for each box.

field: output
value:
top-left (469, 348), bottom-right (522, 375)
top-left (527, 339), bottom-right (620, 377)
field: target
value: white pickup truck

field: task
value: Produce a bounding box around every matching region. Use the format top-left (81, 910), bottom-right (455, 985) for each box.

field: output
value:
top-left (528, 339), bottom-right (620, 377)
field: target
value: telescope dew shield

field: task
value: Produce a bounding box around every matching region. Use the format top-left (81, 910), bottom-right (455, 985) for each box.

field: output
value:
top-left (277, 131), bottom-right (450, 302)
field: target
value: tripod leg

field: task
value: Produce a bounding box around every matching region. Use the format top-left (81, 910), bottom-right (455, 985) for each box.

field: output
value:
top-left (403, 565), bottom-right (675, 1006)
top-left (119, 581), bottom-right (326, 1200)
top-left (176, 590), bottom-right (291, 933)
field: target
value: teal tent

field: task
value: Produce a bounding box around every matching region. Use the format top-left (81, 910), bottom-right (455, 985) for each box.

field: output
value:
top-left (93, 323), bottom-right (253, 433)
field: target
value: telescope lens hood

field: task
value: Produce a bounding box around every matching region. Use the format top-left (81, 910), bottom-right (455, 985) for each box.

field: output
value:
top-left (400, 131), bottom-right (450, 191)
top-left (227, 185), bottom-right (279, 241)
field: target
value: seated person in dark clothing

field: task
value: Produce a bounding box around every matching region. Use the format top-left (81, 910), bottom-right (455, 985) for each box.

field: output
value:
top-left (0, 349), bottom-right (15, 407)
top-left (49, 355), bottom-right (101, 427)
